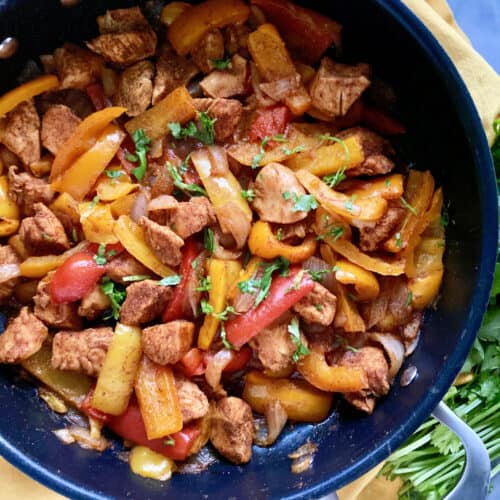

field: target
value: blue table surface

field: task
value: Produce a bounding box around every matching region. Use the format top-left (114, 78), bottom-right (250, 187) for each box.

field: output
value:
top-left (448, 0), bottom-right (500, 73)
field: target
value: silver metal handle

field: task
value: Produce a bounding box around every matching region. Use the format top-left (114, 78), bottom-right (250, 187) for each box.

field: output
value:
top-left (432, 401), bottom-right (491, 500)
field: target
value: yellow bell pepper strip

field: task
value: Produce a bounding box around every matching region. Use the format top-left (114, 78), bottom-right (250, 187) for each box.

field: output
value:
top-left (110, 193), bottom-right (138, 218)
top-left (285, 136), bottom-right (364, 175)
top-left (409, 269), bottom-right (444, 310)
top-left (342, 174), bottom-right (405, 200)
top-left (0, 175), bottom-right (19, 236)
top-left (247, 23), bottom-right (311, 115)
top-left (29, 156), bottom-right (53, 177)
top-left (225, 260), bottom-right (243, 290)
top-left (53, 124), bottom-right (126, 200)
top-left (22, 342), bottom-right (92, 407)
top-left (314, 206), bottom-right (352, 242)
top-left (79, 201), bottom-right (118, 245)
top-left (125, 86), bottom-right (196, 141)
top-left (160, 2), bottom-right (192, 26)
top-left (334, 259), bottom-right (380, 302)
top-left (248, 220), bottom-right (317, 263)
top-left (135, 356), bottom-right (183, 440)
top-left (92, 323), bottom-right (142, 416)
top-left (129, 446), bottom-right (176, 481)
top-left (50, 192), bottom-right (81, 229)
top-left (226, 256), bottom-right (262, 304)
top-left (8, 235), bottom-right (29, 260)
top-left (296, 169), bottom-right (387, 222)
top-left (297, 349), bottom-right (368, 393)
top-left (168, 0), bottom-right (250, 56)
top-left (114, 215), bottom-right (175, 278)
top-left (198, 259), bottom-right (228, 350)
top-left (49, 106), bottom-right (126, 182)
top-left (383, 170), bottom-right (435, 253)
top-left (191, 146), bottom-right (252, 248)
top-left (243, 370), bottom-right (333, 422)
top-left (333, 281), bottom-right (367, 332)
top-left (0, 75), bottom-right (58, 118)
top-left (96, 169), bottom-right (138, 201)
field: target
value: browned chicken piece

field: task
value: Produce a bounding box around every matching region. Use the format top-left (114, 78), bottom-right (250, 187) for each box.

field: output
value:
top-left (34, 271), bottom-right (82, 330)
top-left (41, 105), bottom-right (81, 156)
top-left (119, 279), bottom-right (172, 326)
top-left (78, 284), bottom-right (111, 320)
top-left (249, 320), bottom-right (298, 372)
top-left (200, 54), bottom-right (247, 98)
top-left (293, 282), bottom-right (337, 326)
top-left (8, 166), bottom-right (54, 217)
top-left (338, 127), bottom-right (395, 177)
top-left (139, 216), bottom-right (184, 267)
top-left (175, 374), bottom-right (210, 424)
top-left (152, 46), bottom-right (199, 105)
top-left (250, 163), bottom-right (308, 224)
top-left (193, 98), bottom-right (243, 142)
top-left (54, 43), bottom-right (103, 90)
top-left (36, 89), bottom-right (94, 119)
top-left (191, 30), bottom-right (225, 74)
top-left (338, 346), bottom-right (390, 414)
top-left (224, 23), bottom-right (250, 56)
top-left (400, 311), bottom-right (422, 354)
top-left (19, 203), bottom-right (69, 256)
top-left (145, 161), bottom-right (175, 199)
top-left (0, 100), bottom-right (40, 166)
top-left (358, 204), bottom-right (406, 252)
top-left (276, 220), bottom-right (309, 241)
top-left (87, 30), bottom-right (156, 68)
top-left (51, 327), bottom-right (114, 377)
top-left (142, 320), bottom-right (194, 365)
top-left (210, 397), bottom-right (254, 464)
top-left (97, 6), bottom-right (150, 34)
top-left (105, 252), bottom-right (151, 285)
top-left (310, 58), bottom-right (370, 118)
top-left (0, 307), bottom-right (48, 364)
top-left (259, 73), bottom-right (301, 102)
top-left (114, 60), bottom-right (154, 116)
top-left (147, 195), bottom-right (179, 226)
top-left (0, 245), bottom-right (20, 305)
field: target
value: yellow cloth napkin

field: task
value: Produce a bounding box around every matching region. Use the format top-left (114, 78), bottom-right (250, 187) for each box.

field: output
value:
top-left (1, 1), bottom-right (499, 499)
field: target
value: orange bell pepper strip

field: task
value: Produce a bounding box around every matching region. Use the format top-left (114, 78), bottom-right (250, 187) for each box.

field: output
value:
top-left (50, 106), bottom-right (126, 182)
top-left (135, 356), bottom-right (183, 440)
top-left (296, 169), bottom-right (387, 222)
top-left (53, 124), bottom-right (126, 199)
top-left (168, 0), bottom-right (250, 55)
top-left (297, 350), bottom-right (368, 393)
top-left (333, 282), bottom-right (367, 332)
top-left (383, 170), bottom-right (435, 253)
top-left (160, 2), bottom-right (191, 26)
top-left (243, 370), bottom-right (333, 422)
top-left (0, 75), bottom-right (59, 117)
top-left (342, 174), bottom-right (404, 200)
top-left (334, 259), bottom-right (380, 302)
top-left (248, 220), bottom-right (317, 263)
top-left (315, 206), bottom-right (352, 242)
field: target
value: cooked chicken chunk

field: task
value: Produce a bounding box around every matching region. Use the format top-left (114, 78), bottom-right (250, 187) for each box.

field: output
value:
top-left (0, 307), bottom-right (48, 364)
top-left (251, 163), bottom-right (308, 224)
top-left (36, 89), bottom-right (94, 119)
top-left (147, 195), bottom-right (179, 226)
top-left (8, 166), bottom-right (54, 217)
top-left (200, 54), bottom-right (247, 98)
top-left (193, 98), bottom-right (243, 142)
top-left (33, 271), bottom-right (82, 330)
top-left (293, 282), bottom-right (337, 326)
top-left (191, 30), bottom-right (225, 74)
top-left (145, 161), bottom-right (175, 198)
top-left (54, 43), bottom-right (103, 90)
top-left (175, 374), bottom-right (210, 424)
top-left (139, 216), bottom-right (184, 267)
top-left (0, 245), bottom-right (20, 305)
top-left (41, 105), bottom-right (81, 155)
top-left (142, 320), bottom-right (194, 365)
top-left (51, 327), bottom-right (114, 377)
top-left (152, 46), bottom-right (199, 105)
top-left (105, 252), bottom-right (151, 285)
top-left (19, 203), bottom-right (69, 255)
top-left (97, 6), bottom-right (150, 34)
top-left (0, 100), bottom-right (40, 166)
top-left (78, 284), bottom-right (111, 320)
top-left (338, 346), bottom-right (390, 414)
top-left (224, 23), bottom-right (250, 56)
top-left (210, 397), bottom-right (254, 464)
top-left (310, 58), bottom-right (370, 118)
top-left (114, 60), bottom-right (154, 116)
top-left (119, 279), bottom-right (172, 326)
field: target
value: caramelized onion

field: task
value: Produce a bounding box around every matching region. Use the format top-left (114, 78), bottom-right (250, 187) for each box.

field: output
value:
top-left (0, 263), bottom-right (20, 283)
top-left (212, 226), bottom-right (242, 260)
top-left (53, 425), bottom-right (109, 452)
top-left (369, 333), bottom-right (405, 378)
top-left (130, 189), bottom-right (150, 222)
top-left (302, 256), bottom-right (336, 291)
top-left (205, 349), bottom-right (233, 390)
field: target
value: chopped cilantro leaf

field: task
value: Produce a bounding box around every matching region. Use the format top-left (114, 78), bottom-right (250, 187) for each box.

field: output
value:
top-left (220, 322), bottom-right (234, 350)
top-left (163, 436), bottom-right (175, 446)
top-left (276, 228), bottom-right (284, 241)
top-left (316, 225), bottom-right (345, 242)
top-left (122, 274), bottom-right (151, 282)
top-left (211, 57), bottom-right (231, 70)
top-left (158, 275), bottom-right (182, 286)
top-left (400, 196), bottom-right (418, 215)
top-left (201, 299), bottom-right (214, 315)
top-left (282, 191), bottom-right (318, 212)
top-left (168, 112), bottom-right (216, 145)
top-left (240, 189), bottom-right (255, 201)
top-left (167, 162), bottom-right (207, 197)
top-left (395, 232), bottom-right (403, 248)
top-left (196, 276), bottom-right (212, 292)
top-left (100, 277), bottom-right (126, 320)
top-left (344, 194), bottom-right (356, 212)
top-left (105, 169), bottom-right (124, 179)
top-left (406, 291), bottom-right (413, 306)
top-left (288, 317), bottom-right (310, 362)
top-left (204, 227), bottom-right (214, 256)
top-left (323, 167), bottom-right (346, 189)
top-left (94, 244), bottom-right (108, 266)
top-left (130, 129), bottom-right (151, 181)
top-left (282, 145), bottom-right (306, 156)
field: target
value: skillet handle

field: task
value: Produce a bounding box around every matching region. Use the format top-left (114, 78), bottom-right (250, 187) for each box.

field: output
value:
top-left (431, 401), bottom-right (491, 500)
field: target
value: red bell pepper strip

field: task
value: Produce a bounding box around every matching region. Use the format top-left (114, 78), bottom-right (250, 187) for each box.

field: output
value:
top-left (248, 105), bottom-right (291, 143)
top-left (49, 252), bottom-right (106, 304)
top-left (222, 346), bottom-right (252, 372)
top-left (361, 105), bottom-right (406, 135)
top-left (163, 239), bottom-right (201, 322)
top-left (179, 348), bottom-right (206, 377)
top-left (225, 266), bottom-right (314, 347)
top-left (250, 0), bottom-right (342, 64)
